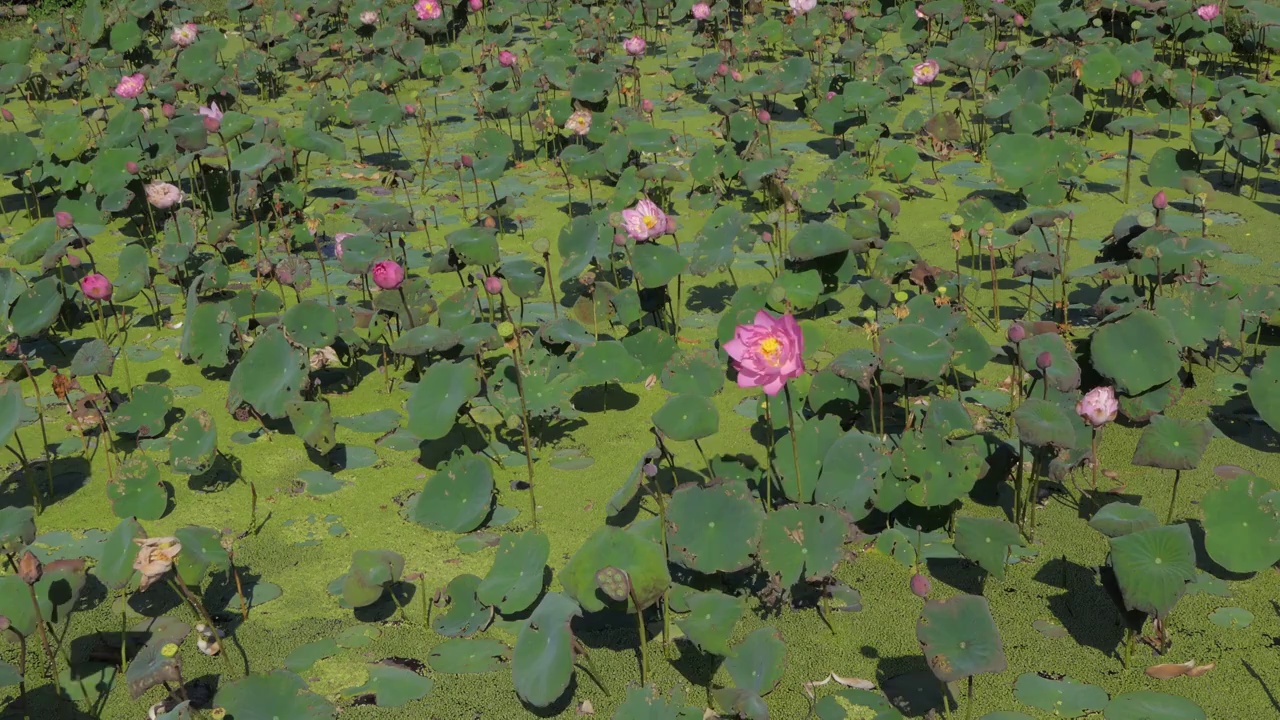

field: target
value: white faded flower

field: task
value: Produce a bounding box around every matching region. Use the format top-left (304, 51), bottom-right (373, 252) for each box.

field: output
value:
top-left (133, 536), bottom-right (181, 591)
top-left (563, 109), bottom-right (592, 136)
top-left (145, 181), bottom-right (184, 209)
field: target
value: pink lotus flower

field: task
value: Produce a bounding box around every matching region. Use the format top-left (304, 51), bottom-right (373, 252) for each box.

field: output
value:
top-left (171, 23), bottom-right (197, 47)
top-left (789, 0), bottom-right (817, 15)
top-left (691, 2), bottom-right (711, 20)
top-left (915, 6), bottom-right (926, 19)
top-left (360, 10), bottom-right (379, 24)
top-left (55, 211), bottom-right (74, 229)
top-left (114, 73), bottom-right (145, 100)
top-left (725, 310), bottom-right (805, 396)
top-left (1076, 386), bottom-right (1119, 428)
top-left (564, 109), bottom-right (592, 136)
top-left (372, 260), bottom-right (405, 290)
top-left (484, 276), bottom-right (504, 294)
top-left (912, 59), bottom-right (939, 85)
top-left (641, 98), bottom-right (654, 113)
top-left (144, 181), bottom-right (183, 209)
top-left (621, 197), bottom-right (668, 241)
top-left (1195, 4), bottom-right (1219, 21)
top-left (415, 0), bottom-right (442, 20)
top-left (623, 36), bottom-right (647, 56)
top-left (469, 0), bottom-right (482, 11)
top-left (133, 536), bottom-right (181, 592)
top-left (80, 273), bottom-right (113, 301)
top-left (198, 101), bottom-right (223, 122)
top-left (1013, 12), bottom-right (1024, 26)
top-left (499, 50), bottom-right (517, 68)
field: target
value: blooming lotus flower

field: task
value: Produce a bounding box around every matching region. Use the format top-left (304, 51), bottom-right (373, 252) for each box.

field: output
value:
top-left (80, 273), bottom-right (112, 301)
top-left (133, 537), bottom-right (181, 592)
top-left (198, 101), bottom-right (223, 122)
top-left (1076, 386), bottom-right (1119, 428)
top-left (623, 36), bottom-right (647, 56)
top-left (114, 73), bottom-right (145, 100)
top-left (621, 197), bottom-right (668, 241)
top-left (725, 310), bottom-right (805, 396)
top-left (360, 10), bottom-right (378, 24)
top-left (171, 23), bottom-right (197, 47)
top-left (145, 181), bottom-right (184, 209)
top-left (415, 0), bottom-right (443, 20)
top-left (691, 2), bottom-right (711, 19)
top-left (789, 0), bottom-right (817, 15)
top-left (499, 50), bottom-right (517, 68)
top-left (1195, 4), bottom-right (1219, 21)
top-left (564, 109), bottom-right (592, 136)
top-left (912, 59), bottom-right (939, 85)
top-left (372, 260), bottom-right (405, 290)
top-left (55, 211), bottom-right (74, 229)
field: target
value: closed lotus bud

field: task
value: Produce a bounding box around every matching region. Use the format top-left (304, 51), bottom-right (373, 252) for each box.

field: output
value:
top-left (484, 276), bottom-right (503, 294)
top-left (202, 115), bottom-right (220, 132)
top-left (0, 107), bottom-right (11, 122)
top-left (757, 109), bottom-right (771, 124)
top-left (641, 99), bottom-right (654, 113)
top-left (843, 8), bottom-right (856, 20)
top-left (1036, 351), bottom-right (1053, 370)
top-left (461, 154), bottom-right (474, 169)
top-left (613, 233), bottom-right (627, 247)
top-left (18, 551), bottom-right (41, 585)
top-left (761, 231), bottom-right (773, 244)
top-left (1007, 323), bottom-right (1026, 343)
top-left (716, 62), bottom-right (728, 77)
top-left (1152, 190), bottom-right (1168, 209)
top-left (910, 573), bottom-right (931, 598)
top-left (1013, 12), bottom-right (1024, 26)
top-left (66, 253), bottom-right (82, 268)
top-left (1128, 69), bottom-right (1144, 86)
top-left (826, 90), bottom-right (837, 100)
top-left (55, 211), bottom-right (74, 229)
top-left (162, 103), bottom-right (175, 119)
top-left (126, 161), bottom-right (140, 175)
top-left (642, 462), bottom-right (658, 478)
top-left (404, 104), bottom-right (416, 115)
top-left (730, 69), bottom-right (743, 82)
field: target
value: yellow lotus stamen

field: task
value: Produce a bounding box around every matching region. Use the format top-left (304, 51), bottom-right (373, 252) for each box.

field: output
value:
top-left (759, 337), bottom-right (782, 366)
top-left (643, 215), bottom-right (656, 228)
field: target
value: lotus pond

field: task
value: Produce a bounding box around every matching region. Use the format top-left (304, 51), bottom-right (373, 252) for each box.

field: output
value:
top-left (0, 0), bottom-right (1279, 718)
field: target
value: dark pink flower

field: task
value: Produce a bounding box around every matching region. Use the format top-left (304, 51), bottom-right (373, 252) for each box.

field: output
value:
top-left (725, 310), bottom-right (805, 396)
top-left (372, 260), bottom-right (405, 290)
top-left (80, 273), bottom-right (113, 301)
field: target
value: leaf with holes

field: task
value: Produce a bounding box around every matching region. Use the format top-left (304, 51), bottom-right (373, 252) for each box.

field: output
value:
top-left (112, 384), bottom-right (174, 438)
top-left (758, 504), bottom-right (850, 587)
top-left (169, 410), bottom-right (217, 475)
top-left (107, 456), bottom-right (168, 521)
top-left (432, 574), bottom-right (493, 638)
top-left (953, 517), bottom-right (1021, 580)
top-left (409, 453), bottom-right (494, 533)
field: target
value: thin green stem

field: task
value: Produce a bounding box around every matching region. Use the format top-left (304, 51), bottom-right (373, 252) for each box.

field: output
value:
top-left (782, 384), bottom-right (804, 501)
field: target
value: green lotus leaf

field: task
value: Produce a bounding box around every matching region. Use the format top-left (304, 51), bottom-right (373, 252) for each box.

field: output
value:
top-left (675, 590), bottom-right (744, 657)
top-left (9, 276), bottom-right (63, 337)
top-left (341, 662), bottom-right (434, 708)
top-left (432, 573), bottom-right (493, 638)
top-left (1249, 349), bottom-right (1280, 433)
top-left (632, 243), bottom-right (689, 288)
top-left (1089, 503), bottom-right (1159, 538)
top-left (724, 627), bottom-right (786, 695)
top-left (107, 456), bottom-right (168, 521)
top-left (774, 414), bottom-right (844, 503)
top-left (184, 301), bottom-right (235, 368)
top-left (1013, 398), bottom-right (1077, 449)
top-left (410, 453), bottom-right (494, 533)
top-left (1201, 474), bottom-right (1280, 574)
top-left (428, 638), bottom-right (509, 674)
top-left (126, 625), bottom-right (184, 699)
top-left (1018, 332), bottom-right (1080, 391)
top-left (169, 410), bottom-right (217, 475)
top-left (70, 338), bottom-right (114, 378)
top-left (1109, 524), bottom-right (1196, 619)
top-left (880, 323), bottom-right (953, 380)
top-left (337, 549), bottom-right (404, 609)
top-left (283, 300), bottom-right (338, 348)
top-left (173, 526), bottom-right (230, 587)
top-left (1103, 691), bottom-right (1205, 720)
top-left (660, 347), bottom-right (725, 397)
top-left (112, 384), bottom-right (174, 438)
top-left (512, 593), bottom-right (581, 708)
top-left (1131, 415), bottom-right (1213, 471)
top-left (815, 688), bottom-right (906, 720)
top-left (477, 531), bottom-right (550, 614)
top-left (1014, 673), bottom-right (1109, 717)
top-left (953, 517), bottom-right (1021, 580)
top-left (0, 506), bottom-right (34, 555)
top-left (666, 480), bottom-right (765, 574)
top-left (573, 340), bottom-right (644, 387)
top-left (285, 400), bottom-right (337, 455)
top-left (917, 594), bottom-right (1007, 682)
top-left (227, 329), bottom-right (306, 419)
top-left (759, 504), bottom-right (850, 587)
top-left (560, 526), bottom-right (669, 613)
top-left (406, 360), bottom-right (480, 440)
top-left (614, 685), bottom-right (704, 719)
top-left (1090, 310), bottom-right (1180, 395)
top-left (893, 430), bottom-right (985, 507)
top-left (814, 431), bottom-right (888, 521)
top-left (652, 393), bottom-right (719, 442)
top-left (215, 671), bottom-right (335, 720)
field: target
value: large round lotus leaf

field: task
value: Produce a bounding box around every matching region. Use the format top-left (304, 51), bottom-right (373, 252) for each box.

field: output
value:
top-left (917, 595), bottom-right (1008, 682)
top-left (1131, 415), bottom-right (1213, 470)
top-left (1013, 398), bottom-right (1077, 449)
top-left (661, 347), bottom-right (725, 397)
top-left (70, 338), bottom-right (115, 378)
top-left (816, 688), bottom-right (906, 720)
top-left (573, 340), bottom-right (643, 386)
top-left (675, 590), bottom-right (745, 656)
top-left (227, 328), bottom-right (307, 419)
top-left (1248, 350), bottom-right (1280, 432)
top-left (169, 410), bottom-right (217, 475)
top-left (0, 131), bottom-right (36, 175)
top-left (338, 549), bottom-right (404, 609)
top-left (174, 526), bottom-right (230, 586)
top-left (954, 517), bottom-right (1021, 580)
top-left (880, 323), bottom-right (953, 380)
top-left (713, 688), bottom-right (768, 720)
top-left (432, 574), bottom-right (493, 638)
top-left (391, 325), bottom-right (460, 356)
top-left (893, 430), bottom-right (985, 508)
top-left (342, 662), bottom-right (434, 708)
top-left (1201, 474), bottom-right (1280, 573)
top-left (1089, 503), bottom-right (1159, 538)
top-left (112, 383), bottom-right (174, 438)
top-left (97, 517), bottom-right (143, 591)
top-left (724, 627), bottom-right (786, 695)
top-left (614, 685), bottom-right (704, 719)
top-left (447, 227), bottom-right (500, 266)
top-left (10, 277), bottom-right (63, 337)
top-left (759, 504), bottom-right (850, 587)
top-left (0, 506), bottom-right (34, 554)
top-left (410, 454), bottom-right (494, 533)
top-left (285, 400), bottom-right (337, 454)
top-left (512, 593), bottom-right (580, 708)
top-left (184, 301), bottom-right (234, 368)
top-left (57, 662), bottom-right (116, 705)
top-left (176, 39), bottom-right (226, 87)
top-left (632, 243), bottom-right (689, 288)
top-left (559, 525), bottom-right (669, 612)
top-left (790, 222), bottom-right (858, 261)
top-left (1118, 381), bottom-right (1182, 424)
top-left (652, 393), bottom-right (719, 442)
top-left (283, 300), bottom-right (338, 348)
top-left (0, 575), bottom-right (38, 638)
top-left (989, 133), bottom-right (1054, 190)
top-left (1090, 310), bottom-right (1180, 395)
top-left (1145, 147), bottom-right (1199, 189)
top-left (666, 480), bottom-right (765, 574)
top-left (1018, 332), bottom-right (1080, 391)
top-left (815, 431), bottom-right (889, 521)
top-left (773, 414), bottom-right (843, 504)
top-left (406, 360), bottom-right (480, 441)
top-left (1103, 691), bottom-right (1205, 720)
top-left (1108, 524), bottom-right (1196, 619)
top-left (216, 671), bottom-right (335, 720)
top-left (1014, 673), bottom-right (1108, 717)
top-left (428, 638), bottom-right (508, 674)
top-left (107, 456), bottom-right (168, 521)
top-left (477, 530), bottom-right (550, 614)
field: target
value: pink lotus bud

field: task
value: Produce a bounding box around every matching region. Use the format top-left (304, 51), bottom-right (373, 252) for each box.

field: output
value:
top-left (642, 462), bottom-right (658, 478)
top-left (126, 161), bottom-right (140, 175)
top-left (162, 103), bottom-right (175, 119)
top-left (1036, 351), bottom-right (1053, 370)
top-left (404, 104), bottom-right (417, 115)
top-left (1007, 323), bottom-right (1026, 343)
top-left (484, 276), bottom-right (503, 294)
top-left (461, 154), bottom-right (473, 169)
top-left (469, 0), bottom-right (482, 10)
top-left (293, 12), bottom-right (303, 22)
top-left (995, 41), bottom-right (1008, 51)
top-left (66, 254), bottom-right (81, 268)
top-left (614, 233), bottom-right (627, 247)
top-left (1128, 69), bottom-right (1144, 86)
top-left (0, 107), bottom-right (12, 122)
top-left (911, 573), bottom-right (931, 598)
top-left (79, 273), bottom-right (113, 301)
top-left (1014, 13), bottom-right (1024, 26)
top-left (826, 91), bottom-right (837, 100)
top-left (202, 115), bottom-right (221, 132)
top-left (730, 69), bottom-right (743, 82)
top-left (1152, 190), bottom-right (1168, 209)
top-left (843, 8), bottom-right (856, 20)
top-left (499, 50), bottom-right (516, 68)
top-left (757, 109), bottom-right (770, 124)
top-left (55, 211), bottom-right (74, 230)
top-left (641, 99), bottom-right (654, 113)
top-left (371, 260), bottom-right (405, 290)
top-left (716, 63), bottom-right (728, 77)
top-left (761, 231), bottom-right (773, 244)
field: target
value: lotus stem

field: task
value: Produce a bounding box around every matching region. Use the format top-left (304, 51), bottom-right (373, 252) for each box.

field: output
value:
top-left (1027, 447), bottom-right (1044, 542)
top-left (395, 286), bottom-right (417, 329)
top-left (782, 384), bottom-right (804, 501)
top-left (24, 582), bottom-right (58, 681)
top-left (1167, 469), bottom-right (1182, 524)
top-left (167, 577), bottom-right (232, 669)
top-left (629, 586), bottom-right (648, 687)
top-left (505, 309), bottom-right (539, 530)
top-left (693, 439), bottom-right (713, 479)
top-left (1090, 429), bottom-right (1099, 491)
